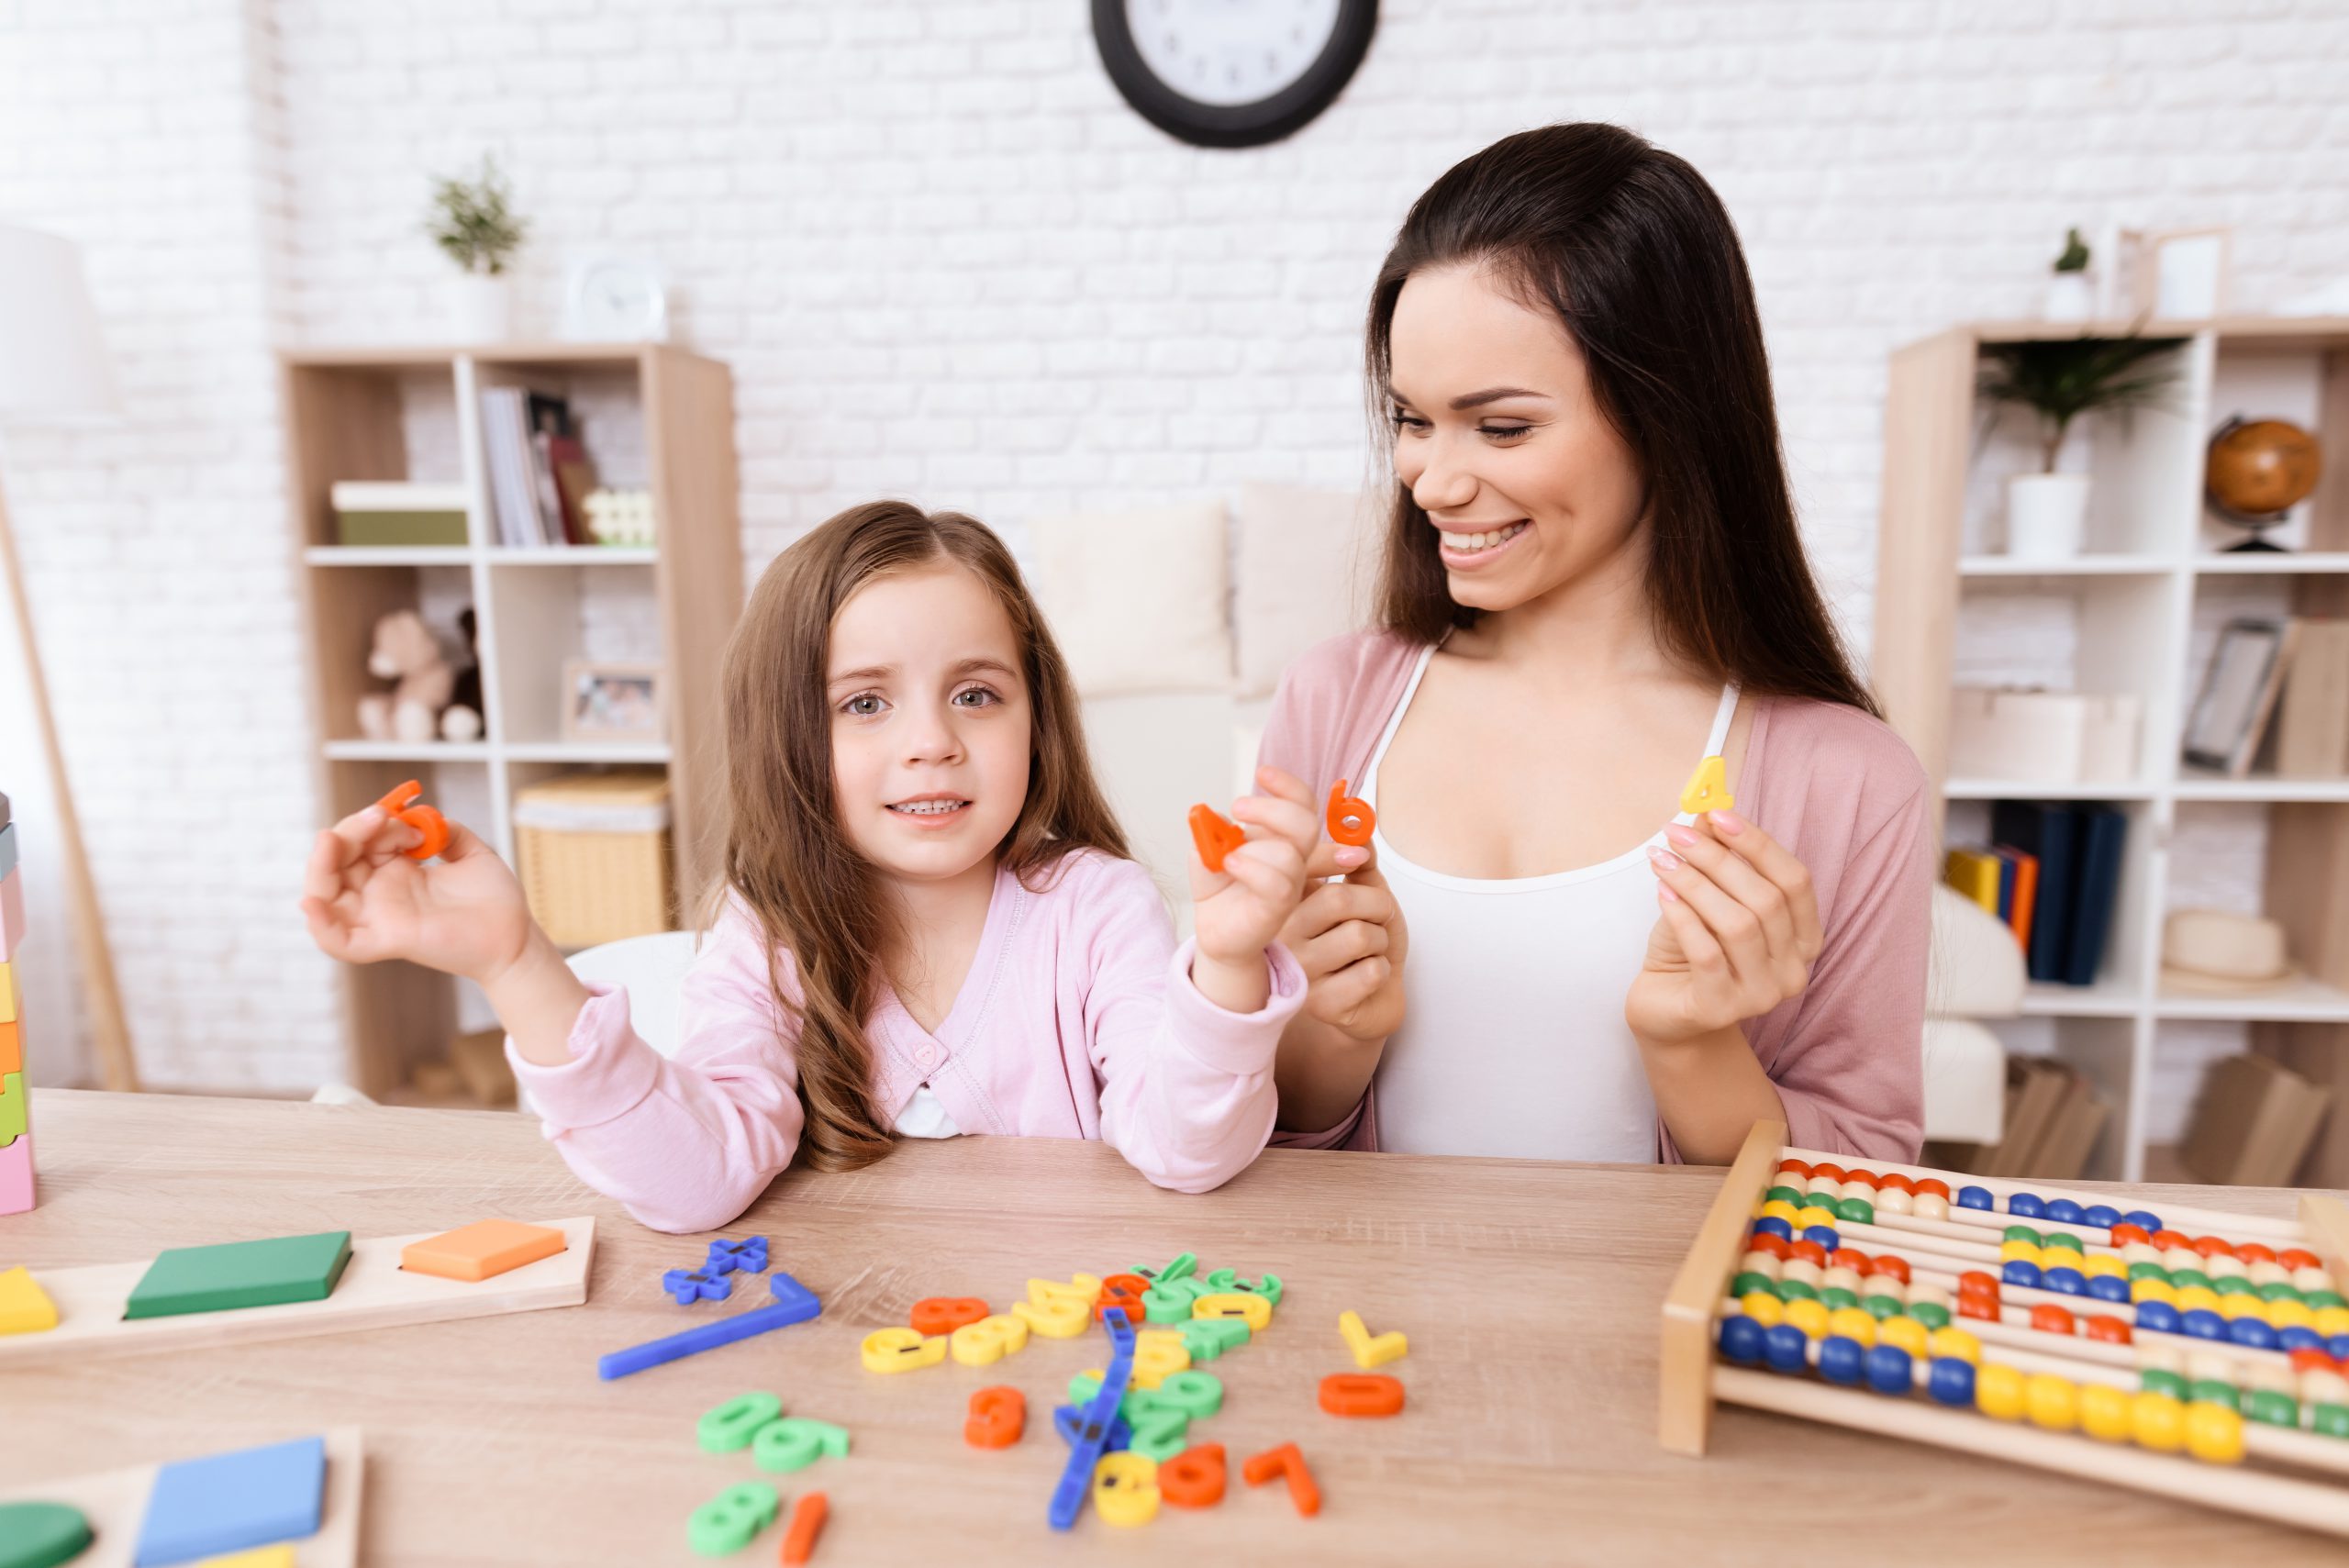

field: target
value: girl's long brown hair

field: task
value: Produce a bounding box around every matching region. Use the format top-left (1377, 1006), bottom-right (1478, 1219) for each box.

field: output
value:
top-left (716, 501), bottom-right (1130, 1171)
top-left (1365, 122), bottom-right (1878, 716)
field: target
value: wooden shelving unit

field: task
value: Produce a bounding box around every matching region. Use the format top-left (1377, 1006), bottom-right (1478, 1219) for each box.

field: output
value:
top-left (1874, 316), bottom-right (2349, 1185)
top-left (281, 343), bottom-right (741, 1099)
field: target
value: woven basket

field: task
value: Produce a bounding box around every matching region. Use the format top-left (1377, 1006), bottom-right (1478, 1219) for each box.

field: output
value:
top-left (513, 770), bottom-right (674, 948)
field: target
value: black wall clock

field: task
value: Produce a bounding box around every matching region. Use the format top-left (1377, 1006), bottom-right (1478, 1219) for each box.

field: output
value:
top-left (1093, 0), bottom-right (1378, 150)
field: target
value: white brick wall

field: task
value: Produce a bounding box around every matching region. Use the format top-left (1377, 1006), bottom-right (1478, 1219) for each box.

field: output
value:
top-left (4, 0), bottom-right (2347, 1089)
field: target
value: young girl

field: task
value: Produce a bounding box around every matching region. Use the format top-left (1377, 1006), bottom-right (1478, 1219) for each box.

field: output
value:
top-left (302, 501), bottom-right (1321, 1232)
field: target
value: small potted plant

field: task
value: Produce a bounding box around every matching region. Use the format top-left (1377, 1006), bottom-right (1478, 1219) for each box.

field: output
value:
top-left (424, 156), bottom-right (528, 343)
top-left (2043, 228), bottom-right (2093, 323)
top-left (1977, 333), bottom-right (2184, 560)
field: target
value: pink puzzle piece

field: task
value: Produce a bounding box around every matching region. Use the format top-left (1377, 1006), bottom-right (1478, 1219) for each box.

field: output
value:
top-left (0, 1134), bottom-right (32, 1216)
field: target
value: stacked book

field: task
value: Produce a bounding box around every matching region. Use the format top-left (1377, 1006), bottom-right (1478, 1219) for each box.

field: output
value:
top-left (1943, 801), bottom-right (2129, 987)
top-left (1931, 1057), bottom-right (2109, 1182)
top-left (479, 388), bottom-right (598, 550)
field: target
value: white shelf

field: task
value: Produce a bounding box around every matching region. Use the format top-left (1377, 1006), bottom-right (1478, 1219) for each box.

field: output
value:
top-left (322, 740), bottom-right (493, 762)
top-left (2190, 551), bottom-right (2349, 574)
top-left (304, 546), bottom-right (472, 567)
top-left (2172, 773), bottom-right (2349, 803)
top-left (2017, 981), bottom-right (2143, 1018)
top-left (2155, 975), bottom-right (2349, 1023)
top-left (486, 547), bottom-right (656, 565)
top-left (1943, 778), bottom-right (2154, 801)
top-left (503, 740), bottom-right (672, 763)
top-left (1958, 554), bottom-right (2175, 577)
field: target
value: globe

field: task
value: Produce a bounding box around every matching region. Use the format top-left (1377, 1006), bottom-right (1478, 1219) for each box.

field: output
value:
top-left (2206, 416), bottom-right (2321, 524)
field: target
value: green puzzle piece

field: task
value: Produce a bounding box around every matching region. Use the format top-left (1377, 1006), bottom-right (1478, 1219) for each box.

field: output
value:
top-left (0, 1073), bottom-right (22, 1145)
top-left (0, 1499), bottom-right (92, 1568)
top-left (124, 1230), bottom-right (354, 1319)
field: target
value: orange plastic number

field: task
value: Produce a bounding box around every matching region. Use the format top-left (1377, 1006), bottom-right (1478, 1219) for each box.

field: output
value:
top-left (1325, 780), bottom-right (1375, 848)
top-left (374, 779), bottom-right (450, 861)
top-left (911, 1296), bottom-right (990, 1337)
top-left (1096, 1273), bottom-right (1149, 1324)
top-left (1241, 1441), bottom-right (1320, 1517)
top-left (1318, 1373), bottom-right (1405, 1418)
top-left (965, 1385), bottom-right (1026, 1449)
top-left (1187, 804), bottom-right (1247, 873)
top-left (1159, 1441), bottom-right (1227, 1508)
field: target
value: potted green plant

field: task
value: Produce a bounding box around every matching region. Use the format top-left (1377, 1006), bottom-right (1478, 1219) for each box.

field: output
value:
top-left (2043, 228), bottom-right (2093, 323)
top-left (1977, 333), bottom-right (2184, 560)
top-left (424, 156), bottom-right (528, 343)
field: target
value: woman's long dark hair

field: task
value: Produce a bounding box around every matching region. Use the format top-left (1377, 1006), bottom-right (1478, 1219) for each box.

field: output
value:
top-left (1365, 122), bottom-right (1878, 716)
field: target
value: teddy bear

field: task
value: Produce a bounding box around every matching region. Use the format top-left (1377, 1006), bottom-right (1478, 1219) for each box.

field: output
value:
top-left (357, 608), bottom-right (484, 743)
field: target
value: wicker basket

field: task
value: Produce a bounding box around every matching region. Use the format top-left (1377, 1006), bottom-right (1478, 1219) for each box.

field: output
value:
top-left (513, 770), bottom-right (674, 948)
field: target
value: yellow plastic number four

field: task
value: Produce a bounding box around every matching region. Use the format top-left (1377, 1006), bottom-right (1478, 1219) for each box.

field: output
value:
top-left (1679, 754), bottom-right (1733, 817)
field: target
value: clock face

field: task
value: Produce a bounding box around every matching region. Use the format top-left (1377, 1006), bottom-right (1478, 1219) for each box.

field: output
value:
top-left (562, 254), bottom-right (668, 342)
top-left (1094, 0), bottom-right (1375, 149)
top-left (1127, 0), bottom-right (1341, 107)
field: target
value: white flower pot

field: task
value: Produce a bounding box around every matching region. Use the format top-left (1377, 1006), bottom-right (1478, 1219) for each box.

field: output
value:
top-left (446, 273), bottom-right (512, 345)
top-left (2006, 473), bottom-right (2092, 560)
top-left (2043, 272), bottom-right (2094, 324)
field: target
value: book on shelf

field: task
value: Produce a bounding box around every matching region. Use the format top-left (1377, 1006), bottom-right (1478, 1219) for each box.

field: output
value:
top-left (1948, 801), bottom-right (2128, 986)
top-left (2181, 1054), bottom-right (2332, 1186)
top-left (479, 388), bottom-right (599, 550)
top-left (2275, 618), bottom-right (2349, 779)
top-left (1932, 1058), bottom-right (2106, 1181)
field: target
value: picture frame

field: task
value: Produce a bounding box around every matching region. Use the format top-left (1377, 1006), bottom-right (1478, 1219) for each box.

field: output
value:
top-left (2182, 617), bottom-right (2291, 776)
top-left (2132, 226), bottom-right (2232, 321)
top-left (560, 659), bottom-right (666, 743)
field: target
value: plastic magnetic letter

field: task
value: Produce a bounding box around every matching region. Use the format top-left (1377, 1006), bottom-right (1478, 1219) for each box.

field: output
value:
top-left (1326, 780), bottom-right (1375, 848)
top-left (1679, 754), bottom-right (1733, 816)
top-left (1187, 805), bottom-right (1246, 873)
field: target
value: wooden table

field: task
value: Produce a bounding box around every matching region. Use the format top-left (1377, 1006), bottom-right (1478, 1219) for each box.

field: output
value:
top-left (0, 1089), bottom-right (2328, 1563)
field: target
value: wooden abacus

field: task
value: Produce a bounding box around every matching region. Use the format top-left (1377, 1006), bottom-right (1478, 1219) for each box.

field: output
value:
top-left (1663, 1121), bottom-right (2349, 1539)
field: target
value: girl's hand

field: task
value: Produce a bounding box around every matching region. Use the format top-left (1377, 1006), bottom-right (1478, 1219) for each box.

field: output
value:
top-left (1627, 809), bottom-right (1822, 1046)
top-left (1276, 836), bottom-right (1407, 1044)
top-left (1187, 766), bottom-right (1319, 1006)
top-left (300, 803), bottom-right (536, 984)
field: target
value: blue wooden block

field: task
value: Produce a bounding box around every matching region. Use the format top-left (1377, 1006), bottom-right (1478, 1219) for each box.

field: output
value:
top-left (597, 1270), bottom-right (822, 1380)
top-left (1048, 1310), bottom-right (1134, 1530)
top-left (134, 1435), bottom-right (324, 1566)
top-left (0, 823), bottom-right (16, 883)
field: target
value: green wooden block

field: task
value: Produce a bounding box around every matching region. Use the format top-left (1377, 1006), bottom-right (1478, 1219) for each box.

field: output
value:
top-left (124, 1230), bottom-right (354, 1319)
top-left (0, 1072), bottom-right (22, 1144)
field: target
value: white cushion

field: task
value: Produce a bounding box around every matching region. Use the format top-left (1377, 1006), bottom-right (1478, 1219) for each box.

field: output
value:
top-left (1921, 1018), bottom-right (2009, 1143)
top-left (1233, 482), bottom-right (1377, 698)
top-left (1925, 882), bottom-right (2027, 1018)
top-left (1079, 691), bottom-right (1240, 939)
top-left (1027, 500), bottom-right (1232, 695)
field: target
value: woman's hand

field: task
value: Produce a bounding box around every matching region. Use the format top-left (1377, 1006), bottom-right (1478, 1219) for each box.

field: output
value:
top-left (1627, 809), bottom-right (1821, 1045)
top-left (300, 803), bottom-right (536, 984)
top-left (1186, 766), bottom-right (1322, 1012)
top-left (1276, 834), bottom-right (1407, 1045)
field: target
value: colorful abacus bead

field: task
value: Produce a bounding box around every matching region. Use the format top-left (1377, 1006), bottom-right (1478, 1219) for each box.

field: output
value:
top-left (2008, 1191), bottom-right (2046, 1219)
top-left (1865, 1345), bottom-right (1912, 1395)
top-left (1958, 1185), bottom-right (1996, 1211)
top-left (1927, 1357), bottom-right (1976, 1406)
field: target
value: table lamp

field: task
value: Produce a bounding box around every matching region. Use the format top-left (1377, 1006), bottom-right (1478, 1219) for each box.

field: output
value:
top-left (0, 220), bottom-right (139, 1090)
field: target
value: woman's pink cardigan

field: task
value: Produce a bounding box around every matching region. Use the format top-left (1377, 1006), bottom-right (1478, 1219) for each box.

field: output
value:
top-left (1260, 629), bottom-right (1933, 1163)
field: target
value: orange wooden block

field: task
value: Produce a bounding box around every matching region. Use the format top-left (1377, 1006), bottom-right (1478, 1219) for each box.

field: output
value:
top-left (399, 1219), bottom-right (567, 1283)
top-left (0, 1017), bottom-right (18, 1077)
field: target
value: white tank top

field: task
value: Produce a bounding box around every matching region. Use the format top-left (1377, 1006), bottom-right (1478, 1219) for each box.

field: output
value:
top-left (1359, 646), bottom-right (1739, 1161)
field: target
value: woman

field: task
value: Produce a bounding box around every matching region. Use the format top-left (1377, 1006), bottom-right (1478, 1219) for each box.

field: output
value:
top-left (1262, 124), bottom-right (1930, 1165)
